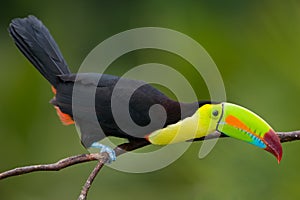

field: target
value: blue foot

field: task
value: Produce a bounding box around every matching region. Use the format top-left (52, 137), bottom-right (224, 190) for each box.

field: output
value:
top-left (90, 142), bottom-right (116, 163)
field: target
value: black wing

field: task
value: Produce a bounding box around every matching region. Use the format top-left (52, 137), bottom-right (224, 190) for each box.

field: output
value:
top-left (52, 73), bottom-right (199, 147)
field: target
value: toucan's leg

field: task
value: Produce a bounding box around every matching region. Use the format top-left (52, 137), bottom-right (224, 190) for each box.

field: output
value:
top-left (90, 142), bottom-right (116, 163)
top-left (90, 139), bottom-right (149, 163)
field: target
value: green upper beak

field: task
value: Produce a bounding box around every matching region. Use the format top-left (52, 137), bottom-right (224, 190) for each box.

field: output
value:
top-left (216, 103), bottom-right (282, 163)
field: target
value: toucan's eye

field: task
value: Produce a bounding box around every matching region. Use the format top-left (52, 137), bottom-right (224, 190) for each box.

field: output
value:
top-left (212, 110), bottom-right (219, 117)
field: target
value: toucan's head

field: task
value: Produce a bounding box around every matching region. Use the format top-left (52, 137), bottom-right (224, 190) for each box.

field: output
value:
top-left (206, 103), bottom-right (282, 163)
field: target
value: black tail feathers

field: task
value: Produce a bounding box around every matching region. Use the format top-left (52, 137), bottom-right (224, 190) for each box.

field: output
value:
top-left (9, 15), bottom-right (70, 87)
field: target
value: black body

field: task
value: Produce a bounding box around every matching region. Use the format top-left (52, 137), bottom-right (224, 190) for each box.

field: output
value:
top-left (9, 16), bottom-right (206, 148)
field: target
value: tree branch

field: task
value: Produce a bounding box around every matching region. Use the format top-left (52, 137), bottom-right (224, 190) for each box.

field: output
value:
top-left (0, 154), bottom-right (101, 179)
top-left (192, 130), bottom-right (300, 142)
top-left (0, 131), bottom-right (299, 200)
top-left (78, 139), bottom-right (149, 200)
top-left (77, 160), bottom-right (106, 200)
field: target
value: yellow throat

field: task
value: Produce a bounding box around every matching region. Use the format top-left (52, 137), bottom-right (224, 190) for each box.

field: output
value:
top-left (147, 104), bottom-right (222, 145)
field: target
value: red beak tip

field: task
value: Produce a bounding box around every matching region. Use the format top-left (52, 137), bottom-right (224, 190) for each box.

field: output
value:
top-left (264, 129), bottom-right (283, 164)
top-left (277, 154), bottom-right (282, 164)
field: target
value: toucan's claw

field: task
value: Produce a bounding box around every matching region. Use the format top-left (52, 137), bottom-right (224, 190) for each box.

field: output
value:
top-left (90, 142), bottom-right (116, 163)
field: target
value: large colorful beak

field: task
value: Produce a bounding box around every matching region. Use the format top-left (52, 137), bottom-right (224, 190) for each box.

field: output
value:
top-left (216, 103), bottom-right (282, 163)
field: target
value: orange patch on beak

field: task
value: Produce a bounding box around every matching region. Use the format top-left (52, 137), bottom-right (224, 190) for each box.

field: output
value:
top-left (225, 115), bottom-right (264, 141)
top-left (225, 115), bottom-right (258, 137)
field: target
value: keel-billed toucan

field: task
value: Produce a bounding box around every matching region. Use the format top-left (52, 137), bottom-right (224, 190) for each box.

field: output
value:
top-left (8, 15), bottom-right (282, 163)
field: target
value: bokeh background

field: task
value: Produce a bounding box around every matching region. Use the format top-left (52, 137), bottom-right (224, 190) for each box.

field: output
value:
top-left (1, 1), bottom-right (300, 199)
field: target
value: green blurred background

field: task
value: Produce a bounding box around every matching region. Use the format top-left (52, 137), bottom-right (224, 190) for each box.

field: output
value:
top-left (1, 0), bottom-right (300, 199)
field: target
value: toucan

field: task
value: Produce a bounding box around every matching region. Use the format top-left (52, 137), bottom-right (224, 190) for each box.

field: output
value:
top-left (8, 15), bottom-right (282, 163)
